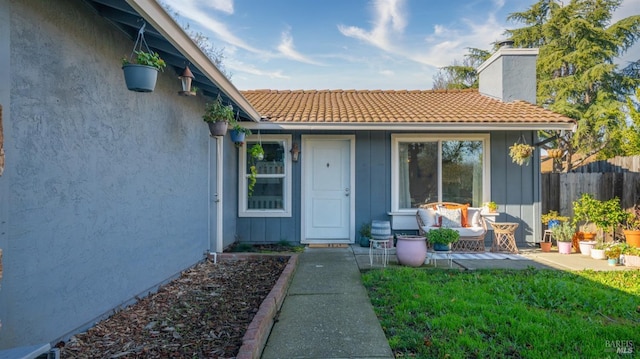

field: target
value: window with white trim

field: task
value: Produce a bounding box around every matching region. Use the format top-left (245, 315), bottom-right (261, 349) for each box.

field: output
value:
top-left (239, 135), bottom-right (292, 217)
top-left (391, 134), bottom-right (489, 211)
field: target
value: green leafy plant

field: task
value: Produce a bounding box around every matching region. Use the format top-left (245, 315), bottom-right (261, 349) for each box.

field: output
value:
top-left (541, 210), bottom-right (569, 225)
top-left (509, 143), bottom-right (534, 166)
top-left (246, 143), bottom-right (265, 197)
top-left (248, 165), bottom-right (257, 197)
top-left (550, 221), bottom-right (574, 242)
top-left (121, 50), bottom-right (166, 71)
top-left (249, 143), bottom-right (264, 159)
top-left (572, 194), bottom-right (627, 238)
top-left (484, 201), bottom-right (498, 212)
top-left (203, 96), bottom-right (234, 123)
top-left (359, 223), bottom-right (372, 238)
top-left (426, 227), bottom-right (460, 245)
top-left (605, 243), bottom-right (622, 259)
top-left (623, 204), bottom-right (640, 230)
top-left (231, 122), bottom-right (252, 135)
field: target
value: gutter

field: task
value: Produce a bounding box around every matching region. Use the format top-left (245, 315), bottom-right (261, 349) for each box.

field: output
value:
top-left (242, 122), bottom-right (578, 132)
top-left (124, 0), bottom-right (261, 122)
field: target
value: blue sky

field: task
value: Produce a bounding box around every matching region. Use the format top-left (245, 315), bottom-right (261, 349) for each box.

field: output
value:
top-left (163, 0), bottom-right (640, 91)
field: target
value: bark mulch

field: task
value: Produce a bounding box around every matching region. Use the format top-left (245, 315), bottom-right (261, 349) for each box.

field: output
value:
top-left (59, 255), bottom-right (289, 358)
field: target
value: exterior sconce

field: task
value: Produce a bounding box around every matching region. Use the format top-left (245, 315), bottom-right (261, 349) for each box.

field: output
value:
top-left (178, 65), bottom-right (196, 96)
top-left (290, 143), bottom-right (300, 162)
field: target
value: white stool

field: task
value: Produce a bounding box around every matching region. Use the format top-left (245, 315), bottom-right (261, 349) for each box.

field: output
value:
top-left (369, 238), bottom-right (390, 267)
top-left (543, 230), bottom-right (553, 243)
top-left (426, 250), bottom-right (452, 268)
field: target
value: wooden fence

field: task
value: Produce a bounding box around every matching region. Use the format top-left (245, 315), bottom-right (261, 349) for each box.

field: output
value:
top-left (542, 156), bottom-right (640, 216)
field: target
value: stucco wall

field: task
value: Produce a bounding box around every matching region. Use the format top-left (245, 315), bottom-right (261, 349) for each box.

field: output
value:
top-left (0, 0), bottom-right (222, 347)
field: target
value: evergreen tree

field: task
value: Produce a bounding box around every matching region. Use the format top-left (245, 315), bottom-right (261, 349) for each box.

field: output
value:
top-left (432, 48), bottom-right (491, 90)
top-left (506, 0), bottom-right (640, 171)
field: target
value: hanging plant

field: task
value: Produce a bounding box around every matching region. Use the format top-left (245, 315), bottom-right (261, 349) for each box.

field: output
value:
top-left (247, 143), bottom-right (264, 197)
top-left (121, 22), bottom-right (166, 92)
top-left (547, 148), bottom-right (563, 159)
top-left (248, 165), bottom-right (257, 197)
top-left (509, 138), bottom-right (535, 166)
top-left (249, 143), bottom-right (264, 160)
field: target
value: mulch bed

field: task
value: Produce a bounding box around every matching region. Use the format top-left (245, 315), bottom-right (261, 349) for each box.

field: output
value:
top-left (59, 255), bottom-right (289, 358)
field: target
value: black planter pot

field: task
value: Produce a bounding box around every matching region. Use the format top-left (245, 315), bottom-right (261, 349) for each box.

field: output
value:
top-left (208, 122), bottom-right (228, 136)
top-left (122, 64), bottom-right (159, 92)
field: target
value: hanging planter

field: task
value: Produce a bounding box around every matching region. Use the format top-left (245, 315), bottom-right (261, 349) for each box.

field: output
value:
top-left (547, 148), bottom-right (563, 159)
top-left (229, 114), bottom-right (252, 146)
top-left (121, 23), bottom-right (166, 92)
top-left (509, 136), bottom-right (535, 166)
top-left (203, 95), bottom-right (234, 137)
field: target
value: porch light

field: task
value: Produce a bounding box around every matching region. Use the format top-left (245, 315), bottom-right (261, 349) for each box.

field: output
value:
top-left (178, 65), bottom-right (195, 96)
top-left (290, 143), bottom-right (300, 162)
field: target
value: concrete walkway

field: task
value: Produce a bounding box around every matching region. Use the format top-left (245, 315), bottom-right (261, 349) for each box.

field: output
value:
top-left (261, 247), bottom-right (394, 359)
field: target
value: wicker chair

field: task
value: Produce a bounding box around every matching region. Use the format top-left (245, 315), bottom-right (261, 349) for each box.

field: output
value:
top-left (416, 202), bottom-right (487, 252)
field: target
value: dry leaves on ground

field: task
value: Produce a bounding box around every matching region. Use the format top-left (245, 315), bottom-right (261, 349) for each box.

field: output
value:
top-left (60, 255), bottom-right (288, 359)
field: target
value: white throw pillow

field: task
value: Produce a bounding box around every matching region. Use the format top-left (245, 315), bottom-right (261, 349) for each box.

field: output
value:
top-left (438, 207), bottom-right (462, 228)
top-left (417, 208), bottom-right (436, 227)
top-left (467, 208), bottom-right (482, 227)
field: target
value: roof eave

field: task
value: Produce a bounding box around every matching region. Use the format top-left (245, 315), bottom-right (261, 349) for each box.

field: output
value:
top-left (245, 122), bottom-right (577, 131)
top-left (124, 0), bottom-right (261, 122)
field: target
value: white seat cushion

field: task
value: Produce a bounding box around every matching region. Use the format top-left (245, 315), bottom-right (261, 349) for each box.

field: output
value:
top-left (456, 227), bottom-right (485, 237)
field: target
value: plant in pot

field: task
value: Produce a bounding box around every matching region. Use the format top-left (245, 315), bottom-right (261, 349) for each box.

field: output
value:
top-left (230, 121), bottom-right (252, 146)
top-left (508, 142), bottom-right (535, 166)
top-left (571, 194), bottom-right (626, 254)
top-left (590, 236), bottom-right (607, 260)
top-left (605, 243), bottom-right (622, 266)
top-left (622, 204), bottom-right (640, 248)
top-left (359, 223), bottom-right (371, 247)
top-left (621, 245), bottom-right (640, 267)
top-left (427, 227), bottom-right (460, 251)
top-left (122, 50), bottom-right (167, 92)
top-left (203, 96), bottom-right (234, 136)
top-left (484, 201), bottom-right (499, 213)
top-left (551, 221), bottom-right (574, 254)
top-left (246, 143), bottom-right (265, 197)
top-left (541, 210), bottom-right (569, 229)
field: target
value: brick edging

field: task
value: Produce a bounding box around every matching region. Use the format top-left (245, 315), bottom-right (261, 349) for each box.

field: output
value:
top-left (234, 253), bottom-right (299, 359)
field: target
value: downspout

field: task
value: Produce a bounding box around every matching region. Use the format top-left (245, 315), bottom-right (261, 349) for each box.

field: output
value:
top-left (215, 137), bottom-right (224, 253)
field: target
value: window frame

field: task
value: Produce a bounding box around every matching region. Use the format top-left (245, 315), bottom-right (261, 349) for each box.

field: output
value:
top-left (238, 134), bottom-right (292, 217)
top-left (390, 133), bottom-right (491, 212)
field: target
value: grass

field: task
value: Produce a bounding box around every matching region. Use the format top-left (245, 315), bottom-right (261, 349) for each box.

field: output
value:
top-left (363, 268), bottom-right (640, 358)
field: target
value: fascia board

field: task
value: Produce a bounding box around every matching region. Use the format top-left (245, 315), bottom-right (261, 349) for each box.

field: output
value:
top-left (124, 0), bottom-right (261, 122)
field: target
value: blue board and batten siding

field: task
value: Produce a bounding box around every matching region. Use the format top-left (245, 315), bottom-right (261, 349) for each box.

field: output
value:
top-left (236, 130), bottom-right (541, 247)
top-left (0, 0), bottom-right (238, 348)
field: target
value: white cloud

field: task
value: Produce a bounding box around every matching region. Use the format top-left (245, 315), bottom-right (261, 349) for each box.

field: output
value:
top-left (379, 69), bottom-right (395, 76)
top-left (277, 29), bottom-right (324, 65)
top-left (163, 0), bottom-right (267, 55)
top-left (338, 0), bottom-right (407, 52)
top-left (226, 59), bottom-right (289, 79)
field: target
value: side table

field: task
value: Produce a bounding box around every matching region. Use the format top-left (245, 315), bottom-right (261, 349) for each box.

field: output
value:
top-left (426, 250), bottom-right (452, 268)
top-left (369, 238), bottom-right (390, 267)
top-left (491, 222), bottom-right (519, 253)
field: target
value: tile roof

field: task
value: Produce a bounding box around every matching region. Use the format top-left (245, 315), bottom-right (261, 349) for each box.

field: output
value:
top-left (241, 89), bottom-right (576, 127)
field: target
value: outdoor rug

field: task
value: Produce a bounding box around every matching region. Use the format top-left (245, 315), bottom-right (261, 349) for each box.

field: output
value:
top-left (430, 252), bottom-right (527, 260)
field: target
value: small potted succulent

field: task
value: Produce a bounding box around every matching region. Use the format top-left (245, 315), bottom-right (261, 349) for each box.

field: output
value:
top-left (605, 243), bottom-right (622, 266)
top-left (203, 96), bottom-right (234, 136)
top-left (484, 201), bottom-right (499, 213)
top-left (122, 50), bottom-right (167, 92)
top-left (427, 227), bottom-right (460, 251)
top-left (509, 142), bottom-right (535, 166)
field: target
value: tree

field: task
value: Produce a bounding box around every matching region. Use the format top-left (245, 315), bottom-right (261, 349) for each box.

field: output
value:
top-left (432, 48), bottom-right (491, 90)
top-left (620, 87), bottom-right (640, 155)
top-left (506, 0), bottom-right (640, 171)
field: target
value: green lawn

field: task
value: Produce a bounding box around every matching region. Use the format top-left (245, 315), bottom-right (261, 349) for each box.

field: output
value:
top-left (362, 268), bottom-right (639, 358)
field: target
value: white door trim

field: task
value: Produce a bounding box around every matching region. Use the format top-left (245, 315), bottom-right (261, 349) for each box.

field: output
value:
top-left (300, 135), bottom-right (355, 244)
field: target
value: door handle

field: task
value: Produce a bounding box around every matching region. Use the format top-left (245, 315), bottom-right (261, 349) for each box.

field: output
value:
top-left (345, 188), bottom-right (350, 197)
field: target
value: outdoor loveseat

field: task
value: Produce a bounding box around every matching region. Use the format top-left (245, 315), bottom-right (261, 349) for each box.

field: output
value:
top-left (416, 202), bottom-right (487, 252)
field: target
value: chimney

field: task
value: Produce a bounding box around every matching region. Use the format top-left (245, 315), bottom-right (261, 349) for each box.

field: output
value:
top-left (477, 41), bottom-right (539, 104)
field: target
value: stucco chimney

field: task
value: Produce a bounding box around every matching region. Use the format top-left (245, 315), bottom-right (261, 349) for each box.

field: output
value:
top-left (477, 42), bottom-right (539, 104)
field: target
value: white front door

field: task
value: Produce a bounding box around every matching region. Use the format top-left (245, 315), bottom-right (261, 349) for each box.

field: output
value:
top-left (302, 136), bottom-right (354, 243)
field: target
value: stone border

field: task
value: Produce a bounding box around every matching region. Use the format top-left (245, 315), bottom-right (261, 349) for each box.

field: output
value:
top-left (213, 253), bottom-right (299, 359)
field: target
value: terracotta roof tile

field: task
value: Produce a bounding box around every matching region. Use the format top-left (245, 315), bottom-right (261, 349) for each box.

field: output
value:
top-left (241, 89), bottom-right (575, 126)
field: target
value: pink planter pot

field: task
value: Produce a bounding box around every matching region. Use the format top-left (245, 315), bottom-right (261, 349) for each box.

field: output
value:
top-left (558, 241), bottom-right (572, 254)
top-left (396, 235), bottom-right (427, 267)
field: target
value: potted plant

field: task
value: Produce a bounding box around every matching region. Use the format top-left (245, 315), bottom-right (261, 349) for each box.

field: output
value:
top-left (203, 96), bottom-right (234, 136)
top-left (541, 210), bottom-right (569, 229)
top-left (590, 236), bottom-right (607, 260)
top-left (230, 122), bottom-right (252, 145)
top-left (621, 245), bottom-right (640, 267)
top-left (122, 50), bottom-right (167, 92)
top-left (509, 142), bottom-right (535, 166)
top-left (427, 227), bottom-right (460, 251)
top-left (246, 143), bottom-right (265, 197)
top-left (622, 204), bottom-right (640, 248)
top-left (484, 201), bottom-right (498, 213)
top-left (551, 221), bottom-right (574, 254)
top-left (249, 143), bottom-right (264, 161)
top-left (605, 243), bottom-right (622, 266)
top-left (359, 223), bottom-right (371, 247)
